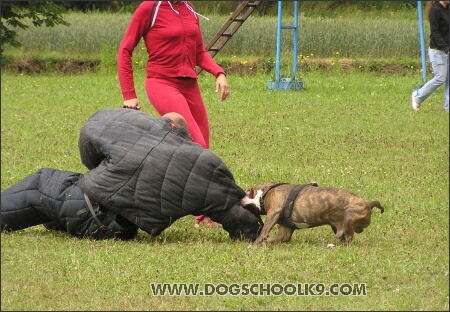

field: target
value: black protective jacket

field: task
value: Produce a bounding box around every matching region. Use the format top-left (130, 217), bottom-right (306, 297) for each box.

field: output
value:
top-left (76, 109), bottom-right (249, 237)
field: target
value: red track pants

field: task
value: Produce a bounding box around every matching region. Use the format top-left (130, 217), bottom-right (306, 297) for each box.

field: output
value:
top-left (146, 77), bottom-right (209, 149)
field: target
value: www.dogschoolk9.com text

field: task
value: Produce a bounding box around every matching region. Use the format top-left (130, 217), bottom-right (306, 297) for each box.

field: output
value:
top-left (150, 283), bottom-right (367, 296)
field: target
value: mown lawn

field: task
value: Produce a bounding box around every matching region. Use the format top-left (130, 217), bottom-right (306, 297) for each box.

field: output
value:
top-left (1, 68), bottom-right (448, 310)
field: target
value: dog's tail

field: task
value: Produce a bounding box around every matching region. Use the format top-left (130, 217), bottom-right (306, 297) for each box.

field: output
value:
top-left (368, 201), bottom-right (384, 214)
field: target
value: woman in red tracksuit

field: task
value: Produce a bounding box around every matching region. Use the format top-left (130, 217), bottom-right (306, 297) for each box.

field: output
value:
top-left (117, 1), bottom-right (230, 226)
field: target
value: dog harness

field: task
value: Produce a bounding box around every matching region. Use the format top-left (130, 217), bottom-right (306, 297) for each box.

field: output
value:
top-left (261, 182), bottom-right (319, 229)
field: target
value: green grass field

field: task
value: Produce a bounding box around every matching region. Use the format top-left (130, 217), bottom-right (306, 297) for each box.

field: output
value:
top-left (1, 67), bottom-right (448, 310)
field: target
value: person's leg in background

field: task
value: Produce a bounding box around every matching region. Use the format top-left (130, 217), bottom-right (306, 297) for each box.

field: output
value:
top-left (412, 49), bottom-right (448, 111)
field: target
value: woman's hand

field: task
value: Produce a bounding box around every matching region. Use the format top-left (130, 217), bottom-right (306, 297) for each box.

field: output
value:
top-left (122, 98), bottom-right (141, 110)
top-left (215, 73), bottom-right (230, 102)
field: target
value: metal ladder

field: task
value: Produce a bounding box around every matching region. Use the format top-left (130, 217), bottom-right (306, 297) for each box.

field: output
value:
top-left (197, 1), bottom-right (261, 74)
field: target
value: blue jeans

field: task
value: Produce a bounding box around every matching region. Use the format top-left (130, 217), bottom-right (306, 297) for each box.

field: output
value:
top-left (415, 49), bottom-right (449, 111)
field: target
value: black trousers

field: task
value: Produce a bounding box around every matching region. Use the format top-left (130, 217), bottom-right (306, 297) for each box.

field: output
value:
top-left (1, 168), bottom-right (138, 240)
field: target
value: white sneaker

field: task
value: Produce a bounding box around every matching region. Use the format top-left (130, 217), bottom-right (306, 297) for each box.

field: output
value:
top-left (411, 91), bottom-right (420, 111)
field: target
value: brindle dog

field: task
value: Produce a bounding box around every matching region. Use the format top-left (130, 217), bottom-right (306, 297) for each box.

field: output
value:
top-left (240, 182), bottom-right (384, 246)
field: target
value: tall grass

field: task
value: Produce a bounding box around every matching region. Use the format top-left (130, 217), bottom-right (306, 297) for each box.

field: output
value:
top-left (3, 10), bottom-right (425, 62)
top-left (1, 68), bottom-right (448, 310)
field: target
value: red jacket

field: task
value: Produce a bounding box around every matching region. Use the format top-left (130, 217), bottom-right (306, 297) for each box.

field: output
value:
top-left (117, 1), bottom-right (225, 100)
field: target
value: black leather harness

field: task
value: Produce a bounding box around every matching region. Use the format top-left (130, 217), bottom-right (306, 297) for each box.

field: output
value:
top-left (260, 182), bottom-right (319, 229)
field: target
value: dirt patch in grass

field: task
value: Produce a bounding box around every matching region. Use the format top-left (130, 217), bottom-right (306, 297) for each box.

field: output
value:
top-left (2, 57), bottom-right (421, 76)
top-left (2, 58), bottom-right (101, 74)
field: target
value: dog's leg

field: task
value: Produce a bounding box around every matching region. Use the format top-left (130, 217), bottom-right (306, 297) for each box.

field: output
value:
top-left (252, 210), bottom-right (283, 246)
top-left (264, 225), bottom-right (295, 244)
top-left (333, 222), bottom-right (344, 241)
top-left (341, 210), bottom-right (358, 246)
top-left (343, 226), bottom-right (354, 245)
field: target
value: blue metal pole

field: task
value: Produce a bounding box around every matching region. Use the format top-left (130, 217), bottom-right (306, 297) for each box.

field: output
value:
top-left (292, 1), bottom-right (299, 75)
top-left (268, 1), bottom-right (303, 90)
top-left (417, 1), bottom-right (427, 83)
top-left (275, 1), bottom-right (282, 82)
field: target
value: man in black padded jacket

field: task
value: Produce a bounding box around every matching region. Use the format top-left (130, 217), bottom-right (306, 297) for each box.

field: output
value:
top-left (1, 109), bottom-right (263, 241)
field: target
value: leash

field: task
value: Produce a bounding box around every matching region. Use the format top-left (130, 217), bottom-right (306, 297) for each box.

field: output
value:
top-left (83, 193), bottom-right (108, 232)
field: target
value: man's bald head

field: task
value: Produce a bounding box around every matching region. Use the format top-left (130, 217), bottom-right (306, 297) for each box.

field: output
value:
top-left (163, 112), bottom-right (188, 129)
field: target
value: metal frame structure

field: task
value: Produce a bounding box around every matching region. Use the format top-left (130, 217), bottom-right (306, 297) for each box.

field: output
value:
top-left (417, 1), bottom-right (427, 84)
top-left (268, 1), bottom-right (303, 91)
top-left (201, 1), bottom-right (426, 89)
